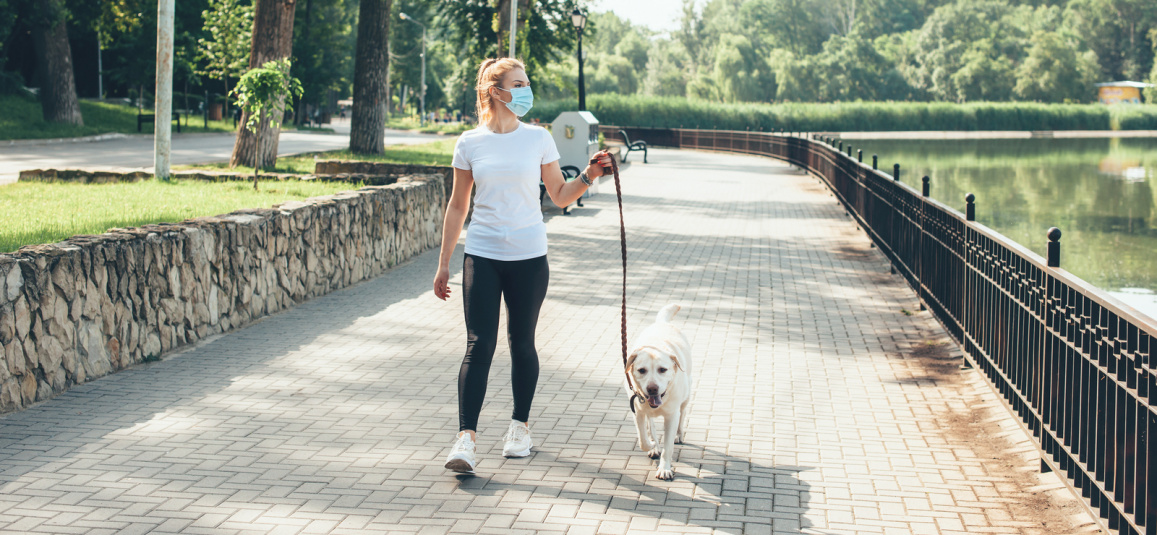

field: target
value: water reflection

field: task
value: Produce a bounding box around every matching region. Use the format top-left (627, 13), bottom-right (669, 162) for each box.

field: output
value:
top-left (850, 137), bottom-right (1157, 320)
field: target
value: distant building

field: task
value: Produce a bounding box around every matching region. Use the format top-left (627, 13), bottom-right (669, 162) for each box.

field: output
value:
top-left (1094, 81), bottom-right (1153, 104)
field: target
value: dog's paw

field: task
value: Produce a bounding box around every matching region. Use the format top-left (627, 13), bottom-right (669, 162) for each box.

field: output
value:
top-left (655, 467), bottom-right (675, 480)
top-left (674, 434), bottom-right (685, 445)
top-left (647, 447), bottom-right (662, 459)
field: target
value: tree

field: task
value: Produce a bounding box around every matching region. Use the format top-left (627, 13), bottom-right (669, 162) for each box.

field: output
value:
top-left (436, 0), bottom-right (576, 117)
top-left (1148, 28), bottom-right (1157, 102)
top-left (741, 0), bottom-right (824, 55)
top-left (197, 0), bottom-right (253, 113)
top-left (230, 0), bottom-right (295, 170)
top-left (0, 0), bottom-right (19, 87)
top-left (614, 32), bottom-right (649, 72)
top-left (1014, 31), bottom-right (1099, 102)
top-left (233, 59), bottom-right (302, 188)
top-left (293, 0), bottom-right (356, 125)
top-left (495, 0), bottom-right (530, 57)
top-left (768, 49), bottom-right (820, 102)
top-left (642, 40), bottom-right (691, 98)
top-left (31, 0), bottom-right (82, 124)
top-left (1063, 0), bottom-right (1157, 82)
top-left (349, 0), bottom-right (390, 154)
top-left (908, 0), bottom-right (1027, 101)
top-left (711, 33), bottom-right (775, 102)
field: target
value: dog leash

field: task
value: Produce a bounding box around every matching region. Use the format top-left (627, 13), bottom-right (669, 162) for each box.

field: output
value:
top-left (593, 153), bottom-right (641, 413)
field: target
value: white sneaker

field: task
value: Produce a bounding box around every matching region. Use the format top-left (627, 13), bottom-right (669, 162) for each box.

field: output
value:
top-left (502, 420), bottom-right (533, 458)
top-left (444, 432), bottom-right (477, 473)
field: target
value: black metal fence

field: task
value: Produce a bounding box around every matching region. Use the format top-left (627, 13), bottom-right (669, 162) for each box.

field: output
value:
top-left (603, 126), bottom-right (1156, 535)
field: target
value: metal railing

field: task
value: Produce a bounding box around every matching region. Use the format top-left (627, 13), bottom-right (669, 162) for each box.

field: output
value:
top-left (603, 126), bottom-right (1156, 535)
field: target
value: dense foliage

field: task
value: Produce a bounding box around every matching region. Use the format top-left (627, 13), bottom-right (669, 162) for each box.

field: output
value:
top-left (573, 0), bottom-right (1157, 105)
top-left (528, 94), bottom-right (1157, 131)
top-left (0, 0), bottom-right (1154, 129)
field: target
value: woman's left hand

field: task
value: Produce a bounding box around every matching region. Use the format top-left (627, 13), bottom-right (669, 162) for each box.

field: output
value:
top-left (586, 151), bottom-right (613, 179)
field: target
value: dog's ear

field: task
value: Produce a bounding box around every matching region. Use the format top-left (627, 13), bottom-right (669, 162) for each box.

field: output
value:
top-left (625, 351), bottom-right (640, 370)
top-left (669, 353), bottom-right (684, 372)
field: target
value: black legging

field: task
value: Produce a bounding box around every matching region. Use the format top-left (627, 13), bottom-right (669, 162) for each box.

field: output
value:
top-left (458, 253), bottom-right (549, 432)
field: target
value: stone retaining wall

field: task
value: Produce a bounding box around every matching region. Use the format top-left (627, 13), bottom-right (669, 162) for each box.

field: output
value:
top-left (0, 174), bottom-right (445, 413)
top-left (313, 161), bottom-right (454, 198)
top-left (18, 169), bottom-right (404, 187)
top-left (20, 163), bottom-right (456, 195)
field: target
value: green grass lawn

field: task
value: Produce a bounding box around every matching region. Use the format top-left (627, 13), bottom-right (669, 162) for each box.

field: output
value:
top-left (178, 138), bottom-right (456, 175)
top-left (0, 178), bottom-right (361, 253)
top-left (2, 135), bottom-right (453, 253)
top-left (0, 94), bottom-right (324, 140)
top-left (385, 116), bottom-right (472, 135)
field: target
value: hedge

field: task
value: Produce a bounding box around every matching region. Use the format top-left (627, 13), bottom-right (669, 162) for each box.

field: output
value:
top-left (528, 95), bottom-right (1157, 132)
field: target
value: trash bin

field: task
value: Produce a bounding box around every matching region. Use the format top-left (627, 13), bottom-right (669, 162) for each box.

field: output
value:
top-left (550, 111), bottom-right (601, 196)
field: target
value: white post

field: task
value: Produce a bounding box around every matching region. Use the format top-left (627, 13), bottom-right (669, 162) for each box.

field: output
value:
top-left (419, 28), bottom-right (426, 126)
top-left (509, 0), bottom-right (516, 57)
top-left (154, 0), bottom-right (174, 180)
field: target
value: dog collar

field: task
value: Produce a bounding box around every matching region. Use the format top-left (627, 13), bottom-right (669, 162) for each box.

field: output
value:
top-left (624, 370), bottom-right (648, 414)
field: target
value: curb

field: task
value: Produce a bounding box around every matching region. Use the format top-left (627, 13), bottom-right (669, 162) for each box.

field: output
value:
top-left (1, 132), bottom-right (136, 147)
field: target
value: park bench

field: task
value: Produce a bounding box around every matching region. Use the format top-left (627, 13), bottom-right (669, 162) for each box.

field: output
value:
top-left (612, 129), bottom-right (647, 163)
top-left (540, 165), bottom-right (583, 215)
top-left (137, 109), bottom-right (182, 133)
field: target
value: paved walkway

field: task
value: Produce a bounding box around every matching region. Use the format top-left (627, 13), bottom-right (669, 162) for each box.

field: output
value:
top-left (0, 149), bottom-right (1101, 534)
top-left (0, 128), bottom-right (440, 185)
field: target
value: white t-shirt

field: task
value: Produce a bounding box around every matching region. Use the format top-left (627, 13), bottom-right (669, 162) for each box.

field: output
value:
top-left (452, 122), bottom-right (561, 261)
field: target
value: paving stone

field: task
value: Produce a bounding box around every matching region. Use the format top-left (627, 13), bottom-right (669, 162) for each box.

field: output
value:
top-left (0, 148), bottom-right (1102, 534)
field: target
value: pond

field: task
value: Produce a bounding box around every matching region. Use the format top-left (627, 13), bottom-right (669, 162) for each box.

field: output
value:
top-left (845, 137), bottom-right (1157, 321)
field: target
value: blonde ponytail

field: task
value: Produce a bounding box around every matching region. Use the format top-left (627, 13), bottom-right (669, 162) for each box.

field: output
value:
top-left (475, 57), bottom-right (526, 125)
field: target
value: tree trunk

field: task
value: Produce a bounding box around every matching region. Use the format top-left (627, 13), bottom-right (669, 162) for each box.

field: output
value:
top-left (294, 0), bottom-right (313, 126)
top-left (230, 0), bottom-right (296, 169)
top-left (349, 0), bottom-right (390, 154)
top-left (31, 0), bottom-right (82, 125)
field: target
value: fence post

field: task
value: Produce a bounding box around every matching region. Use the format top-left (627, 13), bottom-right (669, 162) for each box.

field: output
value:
top-left (1047, 228), bottom-right (1061, 268)
top-left (966, 193), bottom-right (975, 221)
top-left (922, 176), bottom-right (930, 197)
top-left (893, 163), bottom-right (900, 181)
top-left (838, 141), bottom-right (843, 151)
top-left (872, 155), bottom-right (878, 170)
top-left (858, 149), bottom-right (862, 163)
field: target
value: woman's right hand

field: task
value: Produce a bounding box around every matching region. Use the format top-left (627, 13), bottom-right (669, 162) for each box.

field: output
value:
top-left (434, 267), bottom-right (452, 301)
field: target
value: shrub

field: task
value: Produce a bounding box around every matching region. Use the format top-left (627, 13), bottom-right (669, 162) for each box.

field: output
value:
top-left (528, 95), bottom-right (1154, 132)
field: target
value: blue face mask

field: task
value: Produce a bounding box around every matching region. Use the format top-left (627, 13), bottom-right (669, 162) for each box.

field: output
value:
top-left (496, 86), bottom-right (534, 117)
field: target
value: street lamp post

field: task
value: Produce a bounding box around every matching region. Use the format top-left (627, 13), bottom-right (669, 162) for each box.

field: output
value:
top-left (400, 12), bottom-right (426, 126)
top-left (571, 8), bottom-right (587, 111)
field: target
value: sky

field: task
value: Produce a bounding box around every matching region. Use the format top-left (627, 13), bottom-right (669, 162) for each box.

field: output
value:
top-left (586, 0), bottom-right (692, 34)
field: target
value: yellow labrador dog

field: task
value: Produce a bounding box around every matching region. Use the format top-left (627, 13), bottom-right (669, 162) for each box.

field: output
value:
top-left (625, 303), bottom-right (692, 480)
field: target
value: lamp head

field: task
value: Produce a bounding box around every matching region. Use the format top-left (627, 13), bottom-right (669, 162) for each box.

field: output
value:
top-left (571, 8), bottom-right (586, 30)
top-left (399, 12), bottom-right (411, 21)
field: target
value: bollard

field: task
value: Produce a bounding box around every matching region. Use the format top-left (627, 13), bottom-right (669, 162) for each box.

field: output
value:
top-left (872, 155), bottom-right (878, 170)
top-left (922, 176), bottom-right (930, 197)
top-left (965, 193), bottom-right (975, 221)
top-left (847, 145), bottom-right (852, 157)
top-left (893, 163), bottom-right (900, 181)
top-left (857, 149), bottom-right (862, 163)
top-left (1047, 228), bottom-right (1061, 268)
top-left (838, 141), bottom-right (843, 151)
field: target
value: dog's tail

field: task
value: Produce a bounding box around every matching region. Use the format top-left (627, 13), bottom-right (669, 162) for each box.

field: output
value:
top-left (656, 303), bottom-right (683, 323)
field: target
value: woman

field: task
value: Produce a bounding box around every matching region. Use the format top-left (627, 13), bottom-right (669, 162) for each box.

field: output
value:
top-left (434, 57), bottom-right (613, 473)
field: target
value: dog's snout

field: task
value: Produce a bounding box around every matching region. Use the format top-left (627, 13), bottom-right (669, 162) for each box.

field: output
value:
top-left (646, 384), bottom-right (659, 394)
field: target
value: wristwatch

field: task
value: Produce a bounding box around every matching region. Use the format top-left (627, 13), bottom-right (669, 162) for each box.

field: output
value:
top-left (579, 171), bottom-right (593, 186)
